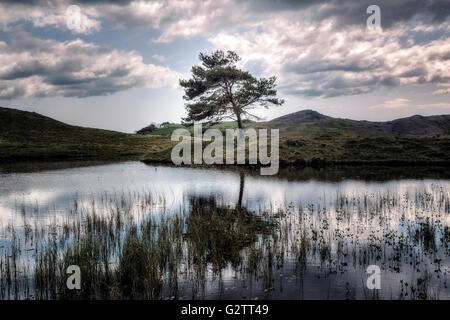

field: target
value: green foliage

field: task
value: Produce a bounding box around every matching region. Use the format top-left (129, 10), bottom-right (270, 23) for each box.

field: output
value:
top-left (136, 123), bottom-right (158, 134)
top-left (141, 121), bottom-right (239, 136)
top-left (180, 50), bottom-right (284, 128)
top-left (145, 123), bottom-right (187, 136)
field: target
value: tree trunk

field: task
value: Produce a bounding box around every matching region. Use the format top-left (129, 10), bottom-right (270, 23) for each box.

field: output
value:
top-left (236, 113), bottom-right (243, 129)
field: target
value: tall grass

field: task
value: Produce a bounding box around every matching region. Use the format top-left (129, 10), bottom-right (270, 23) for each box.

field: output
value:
top-left (0, 185), bottom-right (448, 300)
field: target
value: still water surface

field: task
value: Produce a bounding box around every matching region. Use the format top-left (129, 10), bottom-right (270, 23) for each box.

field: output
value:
top-left (0, 161), bottom-right (449, 299)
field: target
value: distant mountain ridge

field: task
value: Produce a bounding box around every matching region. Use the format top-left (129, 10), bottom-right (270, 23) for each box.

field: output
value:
top-left (271, 109), bottom-right (450, 136)
top-left (271, 109), bottom-right (331, 123)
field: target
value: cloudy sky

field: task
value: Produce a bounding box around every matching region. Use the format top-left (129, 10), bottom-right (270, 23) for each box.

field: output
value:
top-left (0, 0), bottom-right (448, 132)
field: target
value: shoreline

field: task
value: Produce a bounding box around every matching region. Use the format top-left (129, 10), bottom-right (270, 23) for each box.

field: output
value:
top-left (2, 155), bottom-right (450, 167)
top-left (1, 157), bottom-right (449, 180)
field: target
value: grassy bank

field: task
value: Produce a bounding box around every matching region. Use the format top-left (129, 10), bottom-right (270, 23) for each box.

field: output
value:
top-left (141, 132), bottom-right (450, 166)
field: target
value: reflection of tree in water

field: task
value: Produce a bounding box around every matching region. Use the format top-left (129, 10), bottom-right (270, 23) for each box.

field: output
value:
top-left (185, 192), bottom-right (275, 273)
top-left (238, 171), bottom-right (245, 208)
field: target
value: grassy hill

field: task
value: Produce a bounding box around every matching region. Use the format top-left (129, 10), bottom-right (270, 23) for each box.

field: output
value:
top-left (1, 107), bottom-right (449, 165)
top-left (262, 110), bottom-right (450, 164)
top-left (270, 110), bottom-right (450, 137)
top-left (0, 107), bottom-right (173, 161)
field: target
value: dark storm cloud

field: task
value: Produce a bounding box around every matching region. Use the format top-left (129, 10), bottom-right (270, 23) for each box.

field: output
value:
top-left (0, 60), bottom-right (48, 80)
top-left (245, 0), bottom-right (449, 28)
top-left (2, 1), bottom-right (447, 39)
top-left (282, 59), bottom-right (381, 75)
top-left (315, 0), bottom-right (449, 28)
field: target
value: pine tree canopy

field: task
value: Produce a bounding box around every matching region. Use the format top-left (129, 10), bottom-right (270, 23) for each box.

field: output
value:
top-left (180, 50), bottom-right (284, 128)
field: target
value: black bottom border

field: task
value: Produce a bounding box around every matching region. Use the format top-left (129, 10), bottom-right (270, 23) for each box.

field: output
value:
top-left (0, 300), bottom-right (447, 319)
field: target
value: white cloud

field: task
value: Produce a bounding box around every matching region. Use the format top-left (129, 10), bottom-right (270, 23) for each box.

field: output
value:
top-left (0, 31), bottom-right (180, 99)
top-left (0, 1), bottom-right (448, 99)
top-left (0, 2), bottom-right (101, 34)
top-left (417, 102), bottom-right (450, 109)
top-left (152, 54), bottom-right (167, 62)
top-left (93, 0), bottom-right (252, 43)
top-left (208, 18), bottom-right (450, 98)
top-left (368, 98), bottom-right (450, 112)
top-left (370, 98), bottom-right (412, 109)
top-left (433, 83), bottom-right (450, 95)
top-left (0, 1), bottom-right (257, 41)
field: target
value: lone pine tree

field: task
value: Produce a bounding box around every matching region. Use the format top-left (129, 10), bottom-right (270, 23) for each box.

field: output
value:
top-left (180, 50), bottom-right (284, 129)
